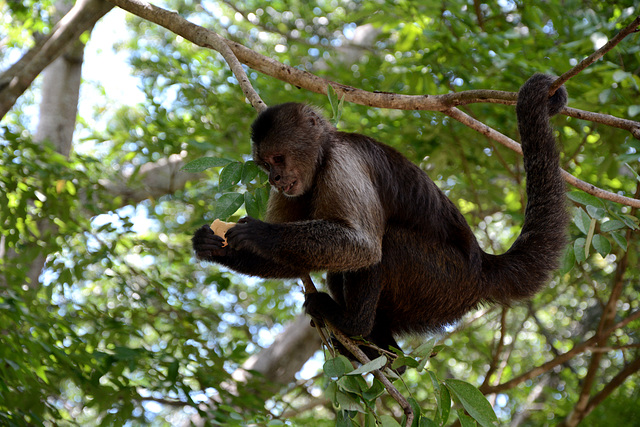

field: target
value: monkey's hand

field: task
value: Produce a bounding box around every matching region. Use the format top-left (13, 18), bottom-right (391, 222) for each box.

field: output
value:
top-left (224, 216), bottom-right (275, 254)
top-left (303, 292), bottom-right (336, 328)
top-left (192, 224), bottom-right (229, 259)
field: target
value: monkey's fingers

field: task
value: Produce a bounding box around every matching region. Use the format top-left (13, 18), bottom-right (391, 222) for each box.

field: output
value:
top-left (309, 318), bottom-right (326, 328)
top-left (193, 225), bottom-right (229, 257)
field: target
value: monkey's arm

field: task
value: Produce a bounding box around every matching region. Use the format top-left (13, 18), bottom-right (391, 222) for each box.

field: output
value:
top-left (225, 156), bottom-right (385, 273)
top-left (225, 216), bottom-right (382, 273)
top-left (192, 224), bottom-right (309, 278)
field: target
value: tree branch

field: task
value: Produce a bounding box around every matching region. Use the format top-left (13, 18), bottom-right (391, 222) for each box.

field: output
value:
top-left (445, 107), bottom-right (640, 208)
top-left (560, 184), bottom-right (639, 427)
top-left (0, 0), bottom-right (114, 119)
top-left (301, 275), bottom-right (413, 426)
top-left (480, 308), bottom-right (640, 395)
top-left (98, 153), bottom-right (194, 205)
top-left (104, 0), bottom-right (640, 209)
top-left (581, 356), bottom-right (640, 418)
top-left (549, 15), bottom-right (640, 95)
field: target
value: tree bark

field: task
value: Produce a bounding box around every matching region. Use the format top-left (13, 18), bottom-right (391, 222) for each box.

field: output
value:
top-left (1, 0), bottom-right (103, 289)
top-left (237, 313), bottom-right (322, 385)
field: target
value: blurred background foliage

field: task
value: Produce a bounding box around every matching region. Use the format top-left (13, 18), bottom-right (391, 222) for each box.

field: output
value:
top-left (1, 0), bottom-right (639, 425)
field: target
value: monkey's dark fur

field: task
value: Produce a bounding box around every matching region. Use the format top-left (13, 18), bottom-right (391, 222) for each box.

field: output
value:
top-left (192, 74), bottom-right (569, 355)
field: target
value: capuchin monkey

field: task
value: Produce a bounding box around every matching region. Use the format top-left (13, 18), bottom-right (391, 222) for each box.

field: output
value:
top-left (192, 73), bottom-right (569, 358)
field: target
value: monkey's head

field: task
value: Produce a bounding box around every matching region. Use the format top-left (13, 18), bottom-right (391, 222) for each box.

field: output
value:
top-left (251, 103), bottom-right (333, 197)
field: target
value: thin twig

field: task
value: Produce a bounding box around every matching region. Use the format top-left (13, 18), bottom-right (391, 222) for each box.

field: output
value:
top-left (300, 275), bottom-right (334, 355)
top-left (301, 275), bottom-right (413, 426)
top-left (330, 327), bottom-right (414, 426)
top-left (549, 15), bottom-right (640, 96)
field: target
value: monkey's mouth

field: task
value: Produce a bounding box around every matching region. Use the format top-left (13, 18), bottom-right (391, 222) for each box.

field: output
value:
top-left (281, 181), bottom-right (298, 196)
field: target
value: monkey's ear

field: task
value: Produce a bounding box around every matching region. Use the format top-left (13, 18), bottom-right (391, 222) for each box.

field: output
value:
top-left (307, 110), bottom-right (320, 127)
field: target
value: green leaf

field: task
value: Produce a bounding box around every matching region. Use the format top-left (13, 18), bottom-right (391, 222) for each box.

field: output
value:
top-left (241, 161), bottom-right (260, 184)
top-left (391, 356), bottom-right (419, 370)
top-left (585, 217), bottom-right (597, 258)
top-left (567, 191), bottom-right (605, 208)
top-left (439, 384), bottom-right (452, 425)
top-left (327, 84), bottom-right (345, 125)
top-left (600, 220), bottom-right (625, 232)
top-left (167, 360), bottom-right (179, 384)
top-left (336, 410), bottom-right (355, 427)
top-left (619, 214), bottom-right (639, 230)
top-left (457, 410), bottom-right (477, 427)
top-left (592, 234), bottom-right (611, 257)
top-left (380, 415), bottom-right (402, 427)
top-left (336, 390), bottom-right (365, 412)
top-left (323, 355), bottom-right (353, 378)
top-left (213, 193), bottom-right (244, 219)
top-left (219, 161), bottom-right (243, 191)
top-left (244, 192), bottom-right (259, 219)
top-left (573, 207), bottom-right (591, 235)
top-left (444, 379), bottom-right (497, 427)
top-left (338, 375), bottom-right (367, 394)
top-left (429, 371), bottom-right (451, 425)
top-left (560, 244), bottom-right (575, 273)
top-left (181, 156), bottom-right (233, 172)
top-left (586, 205), bottom-right (605, 220)
top-left (35, 365), bottom-right (49, 384)
top-left (348, 355), bottom-right (387, 375)
top-left (408, 397), bottom-right (423, 427)
top-left (413, 340), bottom-right (435, 358)
top-left (419, 418), bottom-right (438, 427)
top-left (363, 378), bottom-right (385, 401)
top-left (574, 238), bottom-right (586, 263)
top-left (252, 186), bottom-right (270, 219)
top-left (611, 231), bottom-right (628, 251)
top-left (624, 163), bottom-right (640, 182)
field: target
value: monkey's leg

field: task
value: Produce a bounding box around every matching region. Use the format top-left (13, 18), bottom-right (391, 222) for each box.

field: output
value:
top-left (304, 266), bottom-right (382, 337)
top-left (326, 272), bottom-right (346, 307)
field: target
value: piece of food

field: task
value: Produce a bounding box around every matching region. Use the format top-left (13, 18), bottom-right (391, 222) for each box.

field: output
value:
top-left (210, 219), bottom-right (236, 247)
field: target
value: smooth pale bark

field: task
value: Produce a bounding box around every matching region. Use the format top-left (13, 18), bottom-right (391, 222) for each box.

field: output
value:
top-left (239, 313), bottom-right (322, 385)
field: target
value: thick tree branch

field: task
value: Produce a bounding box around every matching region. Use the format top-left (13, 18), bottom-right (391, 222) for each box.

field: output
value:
top-left (98, 153), bottom-right (194, 205)
top-left (239, 313), bottom-right (322, 385)
top-left (0, 0), bottom-right (114, 119)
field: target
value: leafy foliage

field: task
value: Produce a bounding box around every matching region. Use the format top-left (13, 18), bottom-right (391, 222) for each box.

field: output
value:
top-left (1, 0), bottom-right (640, 425)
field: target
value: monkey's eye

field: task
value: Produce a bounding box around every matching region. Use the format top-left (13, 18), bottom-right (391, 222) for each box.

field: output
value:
top-left (272, 155), bottom-right (284, 164)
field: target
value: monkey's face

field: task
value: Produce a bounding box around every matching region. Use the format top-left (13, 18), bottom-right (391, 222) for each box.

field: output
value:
top-left (250, 102), bottom-right (330, 197)
top-left (255, 149), bottom-right (315, 197)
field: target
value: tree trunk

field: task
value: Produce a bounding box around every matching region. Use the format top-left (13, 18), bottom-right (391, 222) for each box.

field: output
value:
top-left (239, 313), bottom-right (322, 385)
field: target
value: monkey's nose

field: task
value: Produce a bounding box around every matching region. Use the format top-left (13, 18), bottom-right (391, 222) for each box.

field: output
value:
top-left (270, 174), bottom-right (281, 185)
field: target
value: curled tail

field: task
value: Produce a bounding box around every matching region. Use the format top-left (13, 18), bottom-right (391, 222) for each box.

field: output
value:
top-left (483, 73), bottom-right (569, 302)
